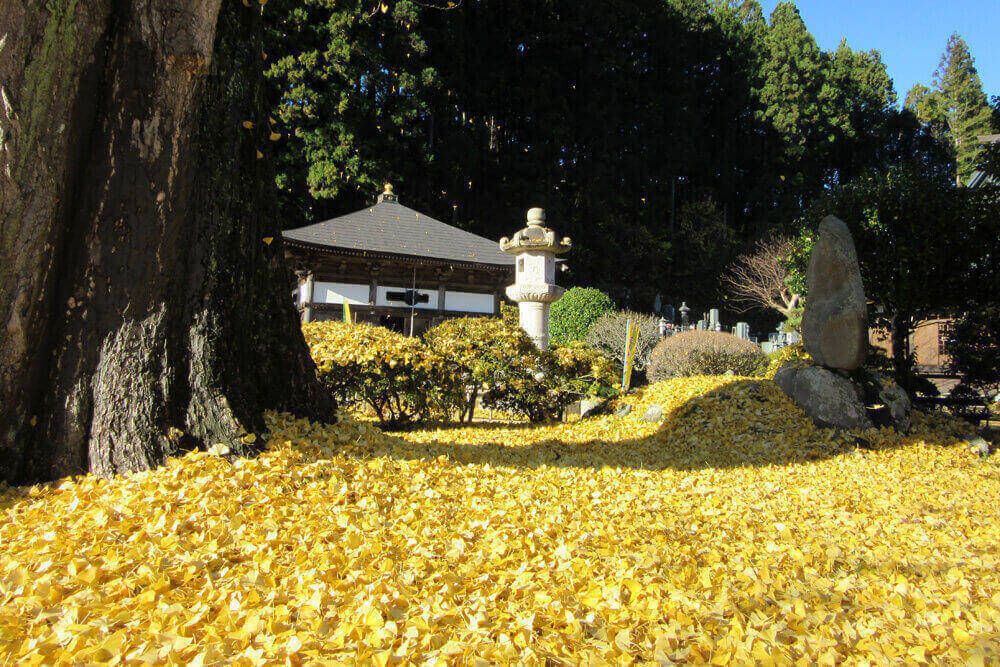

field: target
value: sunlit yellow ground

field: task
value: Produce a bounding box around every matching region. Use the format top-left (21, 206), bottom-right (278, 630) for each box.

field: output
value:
top-left (1, 376), bottom-right (997, 665)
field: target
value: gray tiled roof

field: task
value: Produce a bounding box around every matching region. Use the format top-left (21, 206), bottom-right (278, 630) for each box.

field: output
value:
top-left (283, 200), bottom-right (515, 267)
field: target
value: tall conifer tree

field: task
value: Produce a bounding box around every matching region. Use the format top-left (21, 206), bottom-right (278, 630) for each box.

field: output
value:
top-left (908, 33), bottom-right (994, 184)
top-left (826, 40), bottom-right (896, 182)
top-left (758, 2), bottom-right (827, 158)
top-left (264, 0), bottom-right (440, 222)
top-left (934, 34), bottom-right (995, 183)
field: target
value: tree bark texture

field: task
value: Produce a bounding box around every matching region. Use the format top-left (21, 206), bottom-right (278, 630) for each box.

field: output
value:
top-left (0, 0), bottom-right (334, 484)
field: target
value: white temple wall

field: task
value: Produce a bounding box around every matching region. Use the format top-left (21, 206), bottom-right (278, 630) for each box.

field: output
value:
top-left (375, 286), bottom-right (439, 310)
top-left (311, 282), bottom-right (369, 305)
top-left (305, 281), bottom-right (494, 314)
top-left (444, 291), bottom-right (494, 314)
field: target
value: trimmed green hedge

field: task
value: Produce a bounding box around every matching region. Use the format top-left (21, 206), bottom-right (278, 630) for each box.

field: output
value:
top-left (550, 287), bottom-right (614, 345)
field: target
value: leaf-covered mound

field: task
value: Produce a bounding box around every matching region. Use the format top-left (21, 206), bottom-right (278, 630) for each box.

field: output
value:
top-left (2, 377), bottom-right (998, 664)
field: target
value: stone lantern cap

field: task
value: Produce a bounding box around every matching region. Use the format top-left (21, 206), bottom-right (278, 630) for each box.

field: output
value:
top-left (499, 208), bottom-right (572, 255)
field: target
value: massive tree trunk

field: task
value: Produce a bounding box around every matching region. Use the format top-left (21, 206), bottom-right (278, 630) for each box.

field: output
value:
top-left (0, 0), bottom-right (334, 484)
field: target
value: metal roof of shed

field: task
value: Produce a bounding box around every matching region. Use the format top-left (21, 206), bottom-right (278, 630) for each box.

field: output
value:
top-left (968, 170), bottom-right (997, 189)
top-left (283, 192), bottom-right (514, 267)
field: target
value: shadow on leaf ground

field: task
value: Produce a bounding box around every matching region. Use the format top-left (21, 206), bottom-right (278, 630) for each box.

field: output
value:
top-left (359, 378), bottom-right (963, 472)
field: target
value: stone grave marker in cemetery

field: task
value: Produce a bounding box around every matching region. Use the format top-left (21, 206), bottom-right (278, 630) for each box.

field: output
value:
top-left (679, 302), bottom-right (691, 326)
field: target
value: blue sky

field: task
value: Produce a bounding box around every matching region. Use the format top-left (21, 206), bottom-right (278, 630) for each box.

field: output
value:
top-left (760, 0), bottom-right (999, 101)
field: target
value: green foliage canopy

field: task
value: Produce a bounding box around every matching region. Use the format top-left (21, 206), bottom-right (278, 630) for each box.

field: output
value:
top-left (264, 0), bottom-right (439, 222)
top-left (261, 0), bottom-right (934, 309)
top-left (906, 33), bottom-right (996, 184)
top-left (549, 287), bottom-right (615, 346)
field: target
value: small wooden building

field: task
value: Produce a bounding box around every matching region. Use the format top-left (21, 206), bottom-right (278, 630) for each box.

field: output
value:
top-left (870, 318), bottom-right (954, 372)
top-left (283, 185), bottom-right (514, 334)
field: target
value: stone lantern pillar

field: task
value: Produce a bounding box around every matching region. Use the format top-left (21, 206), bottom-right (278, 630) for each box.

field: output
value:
top-left (500, 208), bottom-right (572, 349)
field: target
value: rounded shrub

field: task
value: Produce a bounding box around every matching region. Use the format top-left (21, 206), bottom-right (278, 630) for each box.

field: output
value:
top-left (551, 342), bottom-right (620, 400)
top-left (426, 317), bottom-right (619, 423)
top-left (424, 316), bottom-right (538, 422)
top-left (303, 321), bottom-right (457, 428)
top-left (648, 331), bottom-right (767, 381)
top-left (549, 287), bottom-right (614, 345)
top-left (481, 346), bottom-right (617, 423)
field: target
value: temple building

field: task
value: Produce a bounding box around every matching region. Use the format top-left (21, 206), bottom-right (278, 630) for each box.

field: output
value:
top-left (283, 185), bottom-right (514, 334)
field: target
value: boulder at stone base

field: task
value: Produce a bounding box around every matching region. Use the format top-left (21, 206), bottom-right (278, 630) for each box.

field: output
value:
top-left (877, 378), bottom-right (912, 432)
top-left (773, 363), bottom-right (873, 431)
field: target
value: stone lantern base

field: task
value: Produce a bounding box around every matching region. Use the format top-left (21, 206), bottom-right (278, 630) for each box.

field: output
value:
top-left (517, 302), bottom-right (551, 349)
top-left (505, 283), bottom-right (564, 350)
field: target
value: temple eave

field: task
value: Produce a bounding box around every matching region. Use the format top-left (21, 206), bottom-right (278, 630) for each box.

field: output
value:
top-left (284, 240), bottom-right (514, 273)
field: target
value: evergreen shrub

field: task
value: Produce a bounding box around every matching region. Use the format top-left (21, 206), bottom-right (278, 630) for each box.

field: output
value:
top-left (551, 342), bottom-right (620, 401)
top-left (424, 317), bottom-right (538, 422)
top-left (481, 344), bottom-right (617, 423)
top-left (426, 318), bottom-right (619, 423)
top-left (550, 287), bottom-right (614, 345)
top-left (305, 318), bottom-right (620, 427)
top-left (303, 321), bottom-right (457, 428)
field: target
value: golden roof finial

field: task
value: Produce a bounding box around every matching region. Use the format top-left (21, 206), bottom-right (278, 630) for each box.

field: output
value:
top-left (377, 182), bottom-right (398, 204)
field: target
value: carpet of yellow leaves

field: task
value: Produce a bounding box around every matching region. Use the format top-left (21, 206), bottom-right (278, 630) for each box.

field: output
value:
top-left (1, 376), bottom-right (997, 664)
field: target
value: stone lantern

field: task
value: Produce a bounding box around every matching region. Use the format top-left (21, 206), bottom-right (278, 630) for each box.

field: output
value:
top-left (500, 208), bottom-right (572, 349)
top-left (679, 302), bottom-right (691, 327)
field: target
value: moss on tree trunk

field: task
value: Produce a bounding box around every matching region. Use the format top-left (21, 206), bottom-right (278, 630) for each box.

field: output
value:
top-left (0, 0), bottom-right (334, 484)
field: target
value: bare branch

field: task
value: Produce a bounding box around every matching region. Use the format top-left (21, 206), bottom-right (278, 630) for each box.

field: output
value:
top-left (722, 234), bottom-right (802, 318)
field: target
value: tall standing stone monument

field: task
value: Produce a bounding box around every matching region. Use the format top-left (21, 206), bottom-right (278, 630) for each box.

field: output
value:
top-left (774, 215), bottom-right (909, 432)
top-left (500, 208), bottom-right (572, 349)
top-left (801, 215), bottom-right (868, 371)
